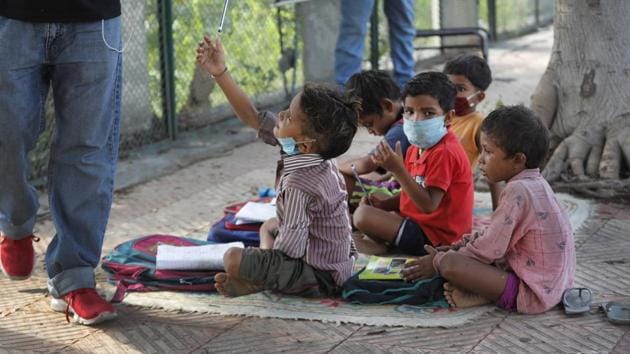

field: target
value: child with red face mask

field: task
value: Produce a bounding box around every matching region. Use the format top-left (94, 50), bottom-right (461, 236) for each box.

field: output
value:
top-left (443, 54), bottom-right (503, 209)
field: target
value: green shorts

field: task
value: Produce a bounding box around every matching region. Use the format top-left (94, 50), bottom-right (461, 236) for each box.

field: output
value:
top-left (239, 248), bottom-right (338, 297)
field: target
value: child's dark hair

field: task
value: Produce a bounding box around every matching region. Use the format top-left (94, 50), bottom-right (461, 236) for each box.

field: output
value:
top-left (300, 83), bottom-right (360, 160)
top-left (402, 72), bottom-right (457, 113)
top-left (346, 70), bottom-right (400, 116)
top-left (481, 105), bottom-right (549, 169)
top-left (443, 54), bottom-right (492, 91)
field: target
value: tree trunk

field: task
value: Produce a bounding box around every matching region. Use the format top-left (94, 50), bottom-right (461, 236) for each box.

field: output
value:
top-left (178, 66), bottom-right (216, 129)
top-left (531, 0), bottom-right (630, 189)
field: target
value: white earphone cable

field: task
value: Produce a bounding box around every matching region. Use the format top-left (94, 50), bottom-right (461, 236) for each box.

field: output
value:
top-left (101, 19), bottom-right (125, 53)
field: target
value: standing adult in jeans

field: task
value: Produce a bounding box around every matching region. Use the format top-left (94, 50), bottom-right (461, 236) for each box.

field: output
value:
top-left (0, 0), bottom-right (122, 325)
top-left (335, 0), bottom-right (416, 88)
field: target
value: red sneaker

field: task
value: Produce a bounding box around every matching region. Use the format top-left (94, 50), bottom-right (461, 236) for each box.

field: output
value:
top-left (0, 235), bottom-right (38, 280)
top-left (50, 288), bottom-right (117, 325)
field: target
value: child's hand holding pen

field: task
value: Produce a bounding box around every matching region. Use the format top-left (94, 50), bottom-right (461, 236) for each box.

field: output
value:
top-left (196, 35), bottom-right (227, 78)
top-left (351, 164), bottom-right (372, 206)
top-left (196, 2), bottom-right (230, 78)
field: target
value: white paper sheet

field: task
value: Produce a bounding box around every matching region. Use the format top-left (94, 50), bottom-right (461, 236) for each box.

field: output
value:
top-left (234, 218), bottom-right (262, 225)
top-left (156, 242), bottom-right (244, 270)
top-left (234, 201), bottom-right (276, 223)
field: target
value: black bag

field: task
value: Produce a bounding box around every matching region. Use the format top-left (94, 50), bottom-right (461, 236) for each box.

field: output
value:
top-left (341, 270), bottom-right (446, 305)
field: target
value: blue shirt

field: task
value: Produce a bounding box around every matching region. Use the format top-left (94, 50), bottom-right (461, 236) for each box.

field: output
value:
top-left (370, 119), bottom-right (411, 173)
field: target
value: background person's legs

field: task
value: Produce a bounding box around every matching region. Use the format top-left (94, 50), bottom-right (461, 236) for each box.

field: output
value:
top-left (44, 18), bottom-right (122, 298)
top-left (334, 0), bottom-right (375, 86)
top-left (384, 0), bottom-right (416, 88)
top-left (0, 17), bottom-right (50, 280)
top-left (0, 17), bottom-right (49, 241)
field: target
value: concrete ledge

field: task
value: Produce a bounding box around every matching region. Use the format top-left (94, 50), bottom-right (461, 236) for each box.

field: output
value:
top-left (114, 118), bottom-right (258, 192)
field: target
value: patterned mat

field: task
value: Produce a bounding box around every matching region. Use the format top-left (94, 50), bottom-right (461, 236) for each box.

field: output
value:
top-left (103, 192), bottom-right (592, 328)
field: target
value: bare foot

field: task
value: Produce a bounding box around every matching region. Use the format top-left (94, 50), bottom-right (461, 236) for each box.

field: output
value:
top-left (215, 272), bottom-right (263, 297)
top-left (443, 282), bottom-right (491, 308)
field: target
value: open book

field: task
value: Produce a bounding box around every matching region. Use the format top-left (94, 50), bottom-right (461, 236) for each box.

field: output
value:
top-left (156, 242), bottom-right (244, 271)
top-left (358, 255), bottom-right (413, 280)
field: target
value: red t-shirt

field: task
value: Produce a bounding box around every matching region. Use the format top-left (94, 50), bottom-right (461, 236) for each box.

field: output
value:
top-left (399, 130), bottom-right (473, 246)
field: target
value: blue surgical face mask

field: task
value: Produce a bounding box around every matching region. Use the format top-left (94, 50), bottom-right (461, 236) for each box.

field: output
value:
top-left (276, 137), bottom-right (315, 155)
top-left (403, 115), bottom-right (447, 149)
top-left (277, 136), bottom-right (300, 155)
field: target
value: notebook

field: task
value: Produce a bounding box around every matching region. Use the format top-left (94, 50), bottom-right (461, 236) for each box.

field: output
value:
top-left (156, 241), bottom-right (244, 270)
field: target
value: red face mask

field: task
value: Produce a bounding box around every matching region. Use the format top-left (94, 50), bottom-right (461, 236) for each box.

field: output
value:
top-left (453, 91), bottom-right (481, 116)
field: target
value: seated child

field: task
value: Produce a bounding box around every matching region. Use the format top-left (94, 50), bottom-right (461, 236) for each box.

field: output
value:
top-left (401, 105), bottom-right (575, 314)
top-left (443, 54), bottom-right (503, 209)
top-left (338, 70), bottom-right (410, 199)
top-left (353, 72), bottom-right (474, 256)
top-left (196, 35), bottom-right (360, 297)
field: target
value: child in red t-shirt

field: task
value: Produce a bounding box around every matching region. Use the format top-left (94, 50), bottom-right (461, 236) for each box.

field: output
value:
top-left (353, 72), bottom-right (474, 256)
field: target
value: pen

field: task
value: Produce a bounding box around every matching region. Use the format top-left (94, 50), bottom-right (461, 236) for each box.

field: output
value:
top-left (218, 0), bottom-right (230, 33)
top-left (351, 164), bottom-right (372, 206)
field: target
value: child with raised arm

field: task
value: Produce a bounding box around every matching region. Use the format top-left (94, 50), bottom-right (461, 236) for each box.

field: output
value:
top-left (338, 70), bottom-right (410, 198)
top-left (443, 54), bottom-right (503, 209)
top-left (352, 72), bottom-right (474, 256)
top-left (196, 36), bottom-right (360, 297)
top-left (402, 105), bottom-right (575, 314)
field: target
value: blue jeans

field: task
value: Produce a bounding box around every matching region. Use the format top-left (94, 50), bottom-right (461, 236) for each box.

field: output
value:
top-left (0, 16), bottom-right (122, 298)
top-left (335, 0), bottom-right (416, 88)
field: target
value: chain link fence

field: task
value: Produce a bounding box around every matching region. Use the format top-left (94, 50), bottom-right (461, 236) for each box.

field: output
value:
top-left (481, 0), bottom-right (555, 40)
top-left (157, 0), bottom-right (300, 133)
top-left (28, 0), bottom-right (300, 183)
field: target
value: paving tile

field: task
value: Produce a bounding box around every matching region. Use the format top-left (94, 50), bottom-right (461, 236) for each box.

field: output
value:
top-left (332, 342), bottom-right (443, 353)
top-left (0, 298), bottom-right (97, 352)
top-left (341, 311), bottom-right (505, 352)
top-left (473, 309), bottom-right (626, 353)
top-left (574, 218), bottom-right (630, 296)
top-left (613, 331), bottom-right (630, 354)
top-left (575, 262), bottom-right (630, 296)
top-left (195, 318), bottom-right (359, 353)
top-left (0, 276), bottom-right (48, 317)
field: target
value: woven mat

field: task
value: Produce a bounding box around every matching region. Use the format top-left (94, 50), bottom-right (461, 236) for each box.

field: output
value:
top-left (103, 192), bottom-right (592, 328)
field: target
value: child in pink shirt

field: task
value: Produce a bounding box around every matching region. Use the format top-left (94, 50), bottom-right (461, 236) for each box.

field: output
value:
top-left (401, 105), bottom-right (575, 314)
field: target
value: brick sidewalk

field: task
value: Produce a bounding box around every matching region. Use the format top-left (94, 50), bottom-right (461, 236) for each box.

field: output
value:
top-left (2, 26), bottom-right (630, 353)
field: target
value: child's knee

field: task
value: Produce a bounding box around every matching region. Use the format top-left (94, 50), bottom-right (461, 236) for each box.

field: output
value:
top-left (438, 252), bottom-right (464, 279)
top-left (223, 247), bottom-right (243, 275)
top-left (352, 205), bottom-right (369, 229)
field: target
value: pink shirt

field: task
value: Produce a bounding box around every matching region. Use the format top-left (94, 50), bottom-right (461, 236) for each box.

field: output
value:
top-left (433, 169), bottom-right (575, 314)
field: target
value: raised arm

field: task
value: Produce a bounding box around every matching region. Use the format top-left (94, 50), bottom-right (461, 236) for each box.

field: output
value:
top-left (196, 35), bottom-right (260, 129)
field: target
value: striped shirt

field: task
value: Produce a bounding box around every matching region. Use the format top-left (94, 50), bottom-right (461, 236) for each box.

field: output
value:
top-left (272, 154), bottom-right (356, 286)
top-left (257, 110), bottom-right (356, 285)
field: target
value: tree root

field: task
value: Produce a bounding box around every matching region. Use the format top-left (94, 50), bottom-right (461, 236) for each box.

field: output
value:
top-left (551, 178), bottom-right (630, 202)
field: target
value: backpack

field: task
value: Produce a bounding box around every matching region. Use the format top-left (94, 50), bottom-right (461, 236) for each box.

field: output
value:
top-left (341, 269), bottom-right (447, 306)
top-left (207, 213), bottom-right (261, 246)
top-left (206, 198), bottom-right (271, 247)
top-left (101, 234), bottom-right (218, 303)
